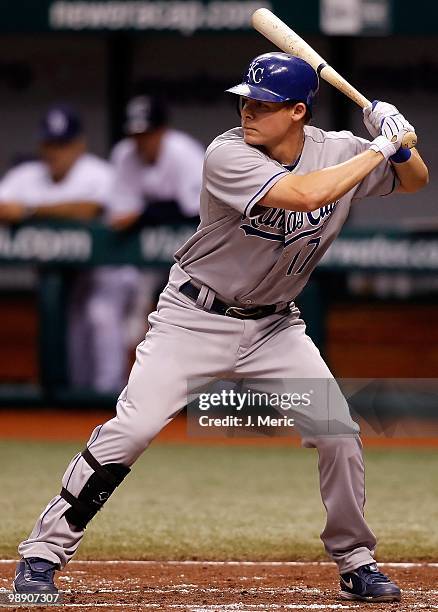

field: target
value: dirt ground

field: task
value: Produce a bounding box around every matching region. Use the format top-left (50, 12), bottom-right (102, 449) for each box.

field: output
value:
top-left (0, 561), bottom-right (437, 611)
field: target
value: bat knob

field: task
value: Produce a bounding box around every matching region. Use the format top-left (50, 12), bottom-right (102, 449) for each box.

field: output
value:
top-left (401, 131), bottom-right (417, 149)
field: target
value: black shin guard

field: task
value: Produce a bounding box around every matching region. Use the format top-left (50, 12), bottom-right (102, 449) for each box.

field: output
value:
top-left (60, 448), bottom-right (130, 530)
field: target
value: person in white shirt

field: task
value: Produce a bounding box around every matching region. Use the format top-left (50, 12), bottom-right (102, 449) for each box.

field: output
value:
top-left (100, 94), bottom-right (204, 349)
top-left (110, 94), bottom-right (203, 229)
top-left (0, 104), bottom-right (115, 391)
top-left (0, 106), bottom-right (109, 223)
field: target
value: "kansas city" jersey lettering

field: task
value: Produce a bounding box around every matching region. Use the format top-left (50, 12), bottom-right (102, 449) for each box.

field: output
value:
top-left (240, 201), bottom-right (338, 246)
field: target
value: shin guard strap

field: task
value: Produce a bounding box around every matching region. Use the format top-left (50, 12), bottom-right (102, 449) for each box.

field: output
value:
top-left (60, 487), bottom-right (94, 528)
top-left (81, 448), bottom-right (121, 487)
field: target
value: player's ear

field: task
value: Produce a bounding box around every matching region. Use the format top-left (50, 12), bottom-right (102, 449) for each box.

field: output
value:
top-left (289, 102), bottom-right (307, 123)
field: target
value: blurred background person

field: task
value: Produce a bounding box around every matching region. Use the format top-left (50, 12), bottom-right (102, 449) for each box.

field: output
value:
top-left (103, 93), bottom-right (204, 349)
top-left (0, 103), bottom-right (114, 391)
top-left (0, 104), bottom-right (108, 224)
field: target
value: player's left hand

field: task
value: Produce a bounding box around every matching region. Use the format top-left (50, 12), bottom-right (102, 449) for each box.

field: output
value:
top-left (363, 100), bottom-right (415, 140)
top-left (0, 202), bottom-right (27, 223)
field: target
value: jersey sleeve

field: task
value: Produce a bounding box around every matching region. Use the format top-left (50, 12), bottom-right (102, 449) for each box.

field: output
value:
top-left (205, 140), bottom-right (289, 217)
top-left (107, 143), bottom-right (144, 218)
top-left (73, 159), bottom-right (113, 207)
top-left (171, 145), bottom-right (204, 217)
top-left (351, 135), bottom-right (399, 200)
top-left (0, 166), bottom-right (26, 201)
top-left (87, 164), bottom-right (113, 206)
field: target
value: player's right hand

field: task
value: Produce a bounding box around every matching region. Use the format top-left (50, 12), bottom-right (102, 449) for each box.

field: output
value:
top-left (380, 113), bottom-right (411, 149)
top-left (363, 100), bottom-right (416, 140)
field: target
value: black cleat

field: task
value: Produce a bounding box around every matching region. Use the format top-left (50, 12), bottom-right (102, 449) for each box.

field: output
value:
top-left (13, 557), bottom-right (59, 594)
top-left (340, 563), bottom-right (401, 602)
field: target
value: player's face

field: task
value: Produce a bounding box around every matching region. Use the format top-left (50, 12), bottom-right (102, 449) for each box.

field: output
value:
top-left (40, 138), bottom-right (86, 182)
top-left (240, 98), bottom-right (305, 148)
top-left (133, 128), bottom-right (165, 164)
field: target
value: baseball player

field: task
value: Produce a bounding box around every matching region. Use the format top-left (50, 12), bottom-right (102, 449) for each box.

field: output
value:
top-left (13, 54), bottom-right (428, 603)
top-left (0, 104), bottom-right (114, 391)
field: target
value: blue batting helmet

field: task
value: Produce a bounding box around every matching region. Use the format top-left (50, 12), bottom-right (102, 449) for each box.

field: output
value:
top-left (226, 52), bottom-right (319, 113)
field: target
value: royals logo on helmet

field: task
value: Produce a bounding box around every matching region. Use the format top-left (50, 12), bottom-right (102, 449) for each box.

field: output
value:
top-left (247, 60), bottom-right (264, 84)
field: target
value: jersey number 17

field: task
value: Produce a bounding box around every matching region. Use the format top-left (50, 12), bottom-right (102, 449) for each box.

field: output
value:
top-left (286, 237), bottom-right (321, 275)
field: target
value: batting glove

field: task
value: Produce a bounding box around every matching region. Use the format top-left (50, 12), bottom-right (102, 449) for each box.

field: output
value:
top-left (363, 100), bottom-right (415, 139)
top-left (369, 135), bottom-right (398, 161)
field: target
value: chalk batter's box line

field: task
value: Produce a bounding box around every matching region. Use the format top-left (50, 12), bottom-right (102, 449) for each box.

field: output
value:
top-left (1, 560), bottom-right (438, 567)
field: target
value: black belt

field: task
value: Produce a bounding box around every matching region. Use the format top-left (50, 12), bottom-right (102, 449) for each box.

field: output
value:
top-left (179, 280), bottom-right (287, 320)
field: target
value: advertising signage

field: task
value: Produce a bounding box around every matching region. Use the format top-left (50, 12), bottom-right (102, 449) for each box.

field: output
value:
top-left (0, 0), bottom-right (437, 34)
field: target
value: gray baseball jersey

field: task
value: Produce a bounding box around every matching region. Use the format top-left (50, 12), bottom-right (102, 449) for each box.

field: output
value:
top-left (176, 125), bottom-right (397, 306)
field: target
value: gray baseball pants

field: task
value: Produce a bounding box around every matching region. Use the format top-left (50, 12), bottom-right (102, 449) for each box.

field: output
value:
top-left (19, 264), bottom-right (377, 573)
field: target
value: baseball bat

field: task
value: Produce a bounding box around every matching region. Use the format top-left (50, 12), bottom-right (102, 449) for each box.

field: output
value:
top-left (251, 8), bottom-right (417, 150)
